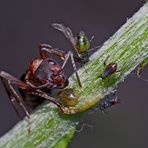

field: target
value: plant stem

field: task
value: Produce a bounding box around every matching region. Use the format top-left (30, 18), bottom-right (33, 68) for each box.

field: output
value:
top-left (0, 2), bottom-right (148, 148)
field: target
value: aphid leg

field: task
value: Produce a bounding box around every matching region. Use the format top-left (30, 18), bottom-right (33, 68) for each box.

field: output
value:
top-left (0, 71), bottom-right (31, 134)
top-left (137, 66), bottom-right (142, 78)
top-left (90, 35), bottom-right (94, 43)
top-left (100, 108), bottom-right (108, 115)
top-left (136, 65), bottom-right (148, 82)
top-left (61, 51), bottom-right (82, 87)
top-left (76, 123), bottom-right (93, 133)
top-left (130, 66), bottom-right (148, 82)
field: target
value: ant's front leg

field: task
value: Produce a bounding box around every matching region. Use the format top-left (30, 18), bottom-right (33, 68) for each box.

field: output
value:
top-left (0, 71), bottom-right (31, 133)
top-left (24, 70), bottom-right (50, 89)
top-left (39, 44), bottom-right (66, 60)
top-left (39, 44), bottom-right (81, 63)
top-left (61, 51), bottom-right (82, 87)
top-left (28, 90), bottom-right (64, 112)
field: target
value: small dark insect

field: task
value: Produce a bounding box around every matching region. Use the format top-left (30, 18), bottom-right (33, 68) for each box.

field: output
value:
top-left (52, 23), bottom-right (100, 65)
top-left (99, 89), bottom-right (120, 111)
top-left (0, 43), bottom-right (82, 132)
top-left (100, 56), bottom-right (117, 79)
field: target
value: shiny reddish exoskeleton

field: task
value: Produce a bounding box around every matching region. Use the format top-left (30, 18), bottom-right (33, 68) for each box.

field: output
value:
top-left (0, 41), bottom-right (82, 133)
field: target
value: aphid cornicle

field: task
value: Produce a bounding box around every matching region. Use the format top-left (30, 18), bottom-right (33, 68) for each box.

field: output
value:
top-left (52, 23), bottom-right (99, 65)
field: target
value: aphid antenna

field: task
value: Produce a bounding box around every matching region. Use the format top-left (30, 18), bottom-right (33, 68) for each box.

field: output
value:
top-left (89, 35), bottom-right (94, 43)
top-left (137, 77), bottom-right (148, 82)
top-left (76, 123), bottom-right (93, 133)
top-left (100, 108), bottom-right (109, 115)
top-left (130, 72), bottom-right (148, 82)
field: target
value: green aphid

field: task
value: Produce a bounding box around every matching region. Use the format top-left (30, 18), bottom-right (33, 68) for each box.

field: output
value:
top-left (52, 23), bottom-right (99, 65)
top-left (75, 31), bottom-right (90, 53)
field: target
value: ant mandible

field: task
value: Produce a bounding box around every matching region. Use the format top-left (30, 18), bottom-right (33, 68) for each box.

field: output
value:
top-left (0, 42), bottom-right (82, 132)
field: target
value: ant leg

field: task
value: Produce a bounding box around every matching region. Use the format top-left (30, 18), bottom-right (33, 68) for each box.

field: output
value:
top-left (39, 46), bottom-right (82, 87)
top-left (1, 79), bottom-right (22, 118)
top-left (39, 44), bottom-right (66, 60)
top-left (39, 44), bottom-right (82, 63)
top-left (61, 51), bottom-right (82, 87)
top-left (0, 71), bottom-right (31, 133)
top-left (28, 90), bottom-right (64, 112)
top-left (88, 44), bottom-right (102, 53)
top-left (24, 70), bottom-right (50, 89)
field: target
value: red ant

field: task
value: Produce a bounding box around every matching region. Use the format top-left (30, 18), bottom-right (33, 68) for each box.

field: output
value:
top-left (0, 44), bottom-right (82, 133)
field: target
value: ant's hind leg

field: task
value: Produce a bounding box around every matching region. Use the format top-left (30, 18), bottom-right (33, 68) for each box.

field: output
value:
top-left (0, 71), bottom-right (31, 133)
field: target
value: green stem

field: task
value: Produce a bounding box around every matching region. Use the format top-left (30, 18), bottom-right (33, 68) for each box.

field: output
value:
top-left (0, 2), bottom-right (148, 148)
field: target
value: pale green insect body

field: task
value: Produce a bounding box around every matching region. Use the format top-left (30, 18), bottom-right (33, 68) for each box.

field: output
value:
top-left (75, 31), bottom-right (90, 53)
